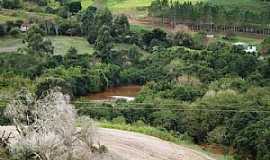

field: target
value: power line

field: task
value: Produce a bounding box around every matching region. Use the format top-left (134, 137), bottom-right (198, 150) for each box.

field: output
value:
top-left (1, 99), bottom-right (269, 106)
top-left (75, 106), bottom-right (270, 113)
top-left (1, 100), bottom-right (270, 113)
top-left (1, 98), bottom-right (269, 106)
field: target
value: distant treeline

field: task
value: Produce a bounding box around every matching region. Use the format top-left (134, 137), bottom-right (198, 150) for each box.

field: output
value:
top-left (149, 0), bottom-right (270, 34)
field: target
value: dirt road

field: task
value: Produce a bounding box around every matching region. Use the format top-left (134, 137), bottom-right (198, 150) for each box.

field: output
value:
top-left (98, 128), bottom-right (215, 160)
top-left (0, 126), bottom-right (215, 160)
top-left (128, 17), bottom-right (191, 33)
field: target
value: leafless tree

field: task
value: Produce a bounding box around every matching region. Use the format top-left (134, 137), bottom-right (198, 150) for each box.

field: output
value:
top-left (0, 130), bottom-right (14, 148)
top-left (5, 88), bottom-right (114, 160)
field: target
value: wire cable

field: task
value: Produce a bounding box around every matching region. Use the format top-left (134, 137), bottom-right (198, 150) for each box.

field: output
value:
top-left (1, 100), bottom-right (270, 113)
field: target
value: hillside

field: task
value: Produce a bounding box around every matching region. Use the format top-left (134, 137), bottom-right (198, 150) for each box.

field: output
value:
top-left (1, 0), bottom-right (270, 160)
top-left (80, 0), bottom-right (270, 15)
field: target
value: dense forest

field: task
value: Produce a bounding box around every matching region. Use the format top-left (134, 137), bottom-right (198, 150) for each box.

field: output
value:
top-left (1, 0), bottom-right (270, 159)
top-left (149, 0), bottom-right (270, 34)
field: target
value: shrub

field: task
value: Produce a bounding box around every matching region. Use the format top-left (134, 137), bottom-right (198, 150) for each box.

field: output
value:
top-left (67, 1), bottom-right (81, 14)
top-left (0, 148), bottom-right (12, 160)
top-left (58, 19), bottom-right (80, 35)
top-left (223, 32), bottom-right (235, 41)
top-left (0, 106), bottom-right (10, 125)
top-left (133, 120), bottom-right (146, 127)
top-left (0, 24), bottom-right (7, 37)
top-left (112, 116), bottom-right (126, 125)
top-left (260, 36), bottom-right (270, 55)
top-left (173, 32), bottom-right (193, 48)
top-left (207, 126), bottom-right (227, 144)
top-left (57, 6), bottom-right (70, 18)
top-left (9, 27), bottom-right (20, 37)
top-left (35, 77), bottom-right (72, 98)
top-left (45, 6), bottom-right (56, 14)
top-left (2, 0), bottom-right (22, 9)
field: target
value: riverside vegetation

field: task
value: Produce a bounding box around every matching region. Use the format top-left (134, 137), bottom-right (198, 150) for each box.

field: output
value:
top-left (1, 0), bottom-right (270, 160)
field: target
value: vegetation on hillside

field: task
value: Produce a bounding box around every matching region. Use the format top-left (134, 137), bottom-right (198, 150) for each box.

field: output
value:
top-left (1, 0), bottom-right (270, 159)
top-left (149, 0), bottom-right (270, 34)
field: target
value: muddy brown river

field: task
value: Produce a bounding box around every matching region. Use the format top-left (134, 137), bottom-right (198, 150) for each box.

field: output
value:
top-left (86, 85), bottom-right (142, 100)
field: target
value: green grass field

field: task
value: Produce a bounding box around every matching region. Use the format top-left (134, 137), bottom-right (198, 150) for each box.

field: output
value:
top-left (0, 36), bottom-right (94, 55)
top-left (0, 37), bottom-right (24, 53)
top-left (130, 24), bottom-right (152, 32)
top-left (81, 0), bottom-right (268, 12)
top-left (0, 14), bottom-right (18, 22)
top-left (48, 36), bottom-right (94, 55)
top-left (81, 0), bottom-right (203, 13)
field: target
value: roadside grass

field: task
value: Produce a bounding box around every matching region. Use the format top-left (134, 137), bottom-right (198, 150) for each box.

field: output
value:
top-left (99, 120), bottom-right (234, 160)
top-left (0, 36), bottom-right (94, 55)
top-left (99, 120), bottom-right (193, 145)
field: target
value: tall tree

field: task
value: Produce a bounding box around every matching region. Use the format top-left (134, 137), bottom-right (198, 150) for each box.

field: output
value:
top-left (94, 25), bottom-right (113, 63)
top-left (112, 14), bottom-right (130, 41)
top-left (67, 1), bottom-right (82, 14)
top-left (23, 24), bottom-right (54, 56)
top-left (81, 6), bottom-right (97, 43)
top-left (95, 7), bottom-right (113, 29)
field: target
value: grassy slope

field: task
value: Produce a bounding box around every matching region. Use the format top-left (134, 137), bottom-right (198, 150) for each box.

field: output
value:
top-left (48, 36), bottom-right (94, 55)
top-left (81, 0), bottom-right (203, 13)
top-left (0, 15), bottom-right (18, 22)
top-left (0, 36), bottom-right (94, 55)
top-left (1, 0), bottom-right (268, 21)
top-left (0, 9), bottom-right (57, 23)
top-left (81, 0), bottom-right (268, 11)
top-left (0, 37), bottom-right (24, 52)
top-left (80, 0), bottom-right (270, 22)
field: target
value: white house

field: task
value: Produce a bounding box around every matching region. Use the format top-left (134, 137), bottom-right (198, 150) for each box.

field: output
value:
top-left (20, 22), bottom-right (31, 32)
top-left (233, 42), bottom-right (257, 53)
top-left (206, 34), bottom-right (214, 38)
